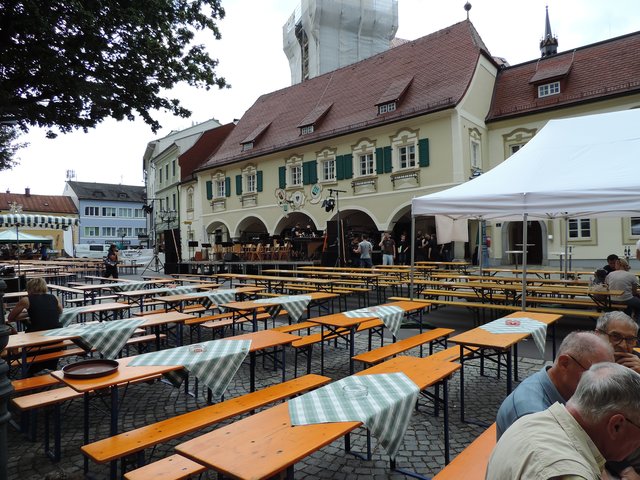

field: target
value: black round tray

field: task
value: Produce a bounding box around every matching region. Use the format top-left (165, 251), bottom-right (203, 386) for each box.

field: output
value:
top-left (62, 359), bottom-right (119, 379)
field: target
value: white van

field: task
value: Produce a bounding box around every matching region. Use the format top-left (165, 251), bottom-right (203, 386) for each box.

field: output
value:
top-left (74, 244), bottom-right (110, 259)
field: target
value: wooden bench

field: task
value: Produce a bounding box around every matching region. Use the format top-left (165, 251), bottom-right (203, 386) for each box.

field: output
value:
top-left (352, 328), bottom-right (454, 368)
top-left (432, 423), bottom-right (496, 480)
top-left (291, 319), bottom-right (385, 375)
top-left (81, 374), bottom-right (332, 475)
top-left (11, 374), bottom-right (60, 394)
top-left (124, 454), bottom-right (206, 480)
top-left (66, 294), bottom-right (120, 305)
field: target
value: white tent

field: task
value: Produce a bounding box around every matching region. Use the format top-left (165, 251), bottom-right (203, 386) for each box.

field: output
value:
top-left (410, 109), bottom-right (640, 308)
top-left (412, 109), bottom-right (640, 221)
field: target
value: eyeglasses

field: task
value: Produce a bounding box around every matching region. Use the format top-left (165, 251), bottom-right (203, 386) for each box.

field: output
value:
top-left (566, 353), bottom-right (589, 371)
top-left (597, 329), bottom-right (639, 346)
top-left (625, 416), bottom-right (640, 431)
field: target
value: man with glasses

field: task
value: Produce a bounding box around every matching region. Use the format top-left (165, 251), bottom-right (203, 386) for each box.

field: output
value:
top-left (595, 311), bottom-right (640, 373)
top-left (495, 331), bottom-right (613, 439)
top-left (487, 362), bottom-right (640, 479)
top-left (596, 312), bottom-right (640, 478)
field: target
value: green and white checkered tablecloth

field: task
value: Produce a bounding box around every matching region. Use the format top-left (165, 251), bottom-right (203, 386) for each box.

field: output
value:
top-left (58, 305), bottom-right (96, 327)
top-left (253, 295), bottom-right (311, 321)
top-left (343, 305), bottom-right (405, 336)
top-left (180, 289), bottom-right (238, 309)
top-left (480, 316), bottom-right (547, 357)
top-left (109, 281), bottom-right (156, 292)
top-left (44, 318), bottom-right (145, 359)
top-left (289, 372), bottom-right (419, 458)
top-left (128, 339), bottom-right (250, 400)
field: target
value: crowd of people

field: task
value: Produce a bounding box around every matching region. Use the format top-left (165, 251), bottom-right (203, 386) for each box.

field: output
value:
top-left (593, 253), bottom-right (640, 320)
top-left (488, 311), bottom-right (640, 479)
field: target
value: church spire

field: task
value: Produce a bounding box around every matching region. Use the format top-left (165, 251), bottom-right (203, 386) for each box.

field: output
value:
top-left (540, 6), bottom-right (558, 57)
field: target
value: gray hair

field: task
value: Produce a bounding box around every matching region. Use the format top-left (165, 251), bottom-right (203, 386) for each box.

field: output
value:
top-left (556, 331), bottom-right (613, 364)
top-left (595, 311), bottom-right (638, 334)
top-left (568, 362), bottom-right (640, 424)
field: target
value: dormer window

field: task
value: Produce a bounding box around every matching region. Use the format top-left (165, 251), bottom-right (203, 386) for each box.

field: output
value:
top-left (297, 103), bottom-right (331, 136)
top-left (376, 76), bottom-right (412, 116)
top-left (538, 81), bottom-right (560, 98)
top-left (378, 102), bottom-right (397, 115)
top-left (240, 122), bottom-right (270, 152)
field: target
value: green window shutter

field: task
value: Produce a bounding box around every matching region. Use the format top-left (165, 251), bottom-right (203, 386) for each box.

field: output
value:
top-left (343, 153), bottom-right (353, 179)
top-left (278, 166), bottom-right (286, 189)
top-left (302, 160), bottom-right (317, 185)
top-left (375, 147), bottom-right (384, 174)
top-left (418, 138), bottom-right (430, 167)
top-left (257, 171), bottom-right (263, 192)
top-left (383, 146), bottom-right (393, 173)
top-left (205, 181), bottom-right (212, 200)
top-left (225, 177), bottom-right (231, 197)
top-left (235, 175), bottom-right (242, 195)
top-left (336, 155), bottom-right (344, 181)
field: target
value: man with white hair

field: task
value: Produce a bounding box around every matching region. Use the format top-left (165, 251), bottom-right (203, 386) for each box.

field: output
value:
top-left (486, 362), bottom-right (640, 479)
top-left (495, 331), bottom-right (613, 439)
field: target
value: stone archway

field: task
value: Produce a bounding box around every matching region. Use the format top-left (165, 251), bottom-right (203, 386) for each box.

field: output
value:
top-left (235, 216), bottom-right (269, 243)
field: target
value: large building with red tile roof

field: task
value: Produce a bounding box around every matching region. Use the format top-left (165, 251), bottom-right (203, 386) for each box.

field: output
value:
top-left (170, 15), bottom-right (640, 266)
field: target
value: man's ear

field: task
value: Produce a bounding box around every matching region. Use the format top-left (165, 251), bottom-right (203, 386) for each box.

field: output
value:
top-left (607, 413), bottom-right (626, 439)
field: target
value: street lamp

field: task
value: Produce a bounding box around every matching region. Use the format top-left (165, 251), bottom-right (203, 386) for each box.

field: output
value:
top-left (118, 227), bottom-right (126, 250)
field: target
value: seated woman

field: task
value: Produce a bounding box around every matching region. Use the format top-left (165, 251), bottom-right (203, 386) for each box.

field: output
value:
top-left (7, 278), bottom-right (63, 376)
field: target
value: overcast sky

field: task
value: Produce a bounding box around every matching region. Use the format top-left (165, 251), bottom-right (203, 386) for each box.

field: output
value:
top-left (1, 0), bottom-right (638, 196)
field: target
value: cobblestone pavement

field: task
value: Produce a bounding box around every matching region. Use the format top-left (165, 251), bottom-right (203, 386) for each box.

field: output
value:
top-left (7, 273), bottom-right (589, 479)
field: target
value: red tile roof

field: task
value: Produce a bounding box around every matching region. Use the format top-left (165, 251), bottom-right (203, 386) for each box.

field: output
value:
top-left (179, 123), bottom-right (235, 181)
top-left (488, 30), bottom-right (640, 121)
top-left (204, 20), bottom-right (493, 168)
top-left (0, 192), bottom-right (77, 214)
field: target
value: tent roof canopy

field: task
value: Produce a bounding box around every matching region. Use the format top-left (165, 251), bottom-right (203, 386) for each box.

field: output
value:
top-left (412, 109), bottom-right (640, 221)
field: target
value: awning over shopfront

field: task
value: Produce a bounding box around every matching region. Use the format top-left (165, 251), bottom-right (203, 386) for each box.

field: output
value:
top-left (0, 214), bottom-right (79, 229)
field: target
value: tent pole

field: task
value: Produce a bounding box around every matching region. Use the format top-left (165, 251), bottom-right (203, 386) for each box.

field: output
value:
top-left (15, 224), bottom-right (20, 287)
top-left (409, 215), bottom-right (416, 301)
top-left (521, 213), bottom-right (528, 311)
top-left (478, 219), bottom-right (484, 275)
top-left (564, 217), bottom-right (569, 280)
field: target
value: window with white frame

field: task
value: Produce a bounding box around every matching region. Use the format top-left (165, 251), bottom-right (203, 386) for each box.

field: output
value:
top-left (359, 153), bottom-right (374, 176)
top-left (135, 227), bottom-right (147, 236)
top-left (102, 207), bottom-right (116, 217)
top-left (399, 145), bottom-right (416, 169)
top-left (291, 165), bottom-right (302, 186)
top-left (391, 129), bottom-right (418, 171)
top-left (631, 217), bottom-right (640, 236)
top-left (352, 139), bottom-right (376, 177)
top-left (84, 227), bottom-right (99, 237)
top-left (172, 194), bottom-right (176, 210)
top-left (187, 188), bottom-right (194, 210)
top-left (159, 168), bottom-right (163, 184)
top-left (378, 102), bottom-right (396, 115)
top-left (568, 219), bottom-right (591, 239)
top-left (84, 206), bottom-right (99, 216)
top-left (538, 81), bottom-right (560, 98)
top-left (118, 207), bottom-right (132, 218)
top-left (469, 128), bottom-right (482, 170)
top-left (509, 144), bottom-right (524, 156)
top-left (102, 227), bottom-right (116, 237)
top-left (316, 148), bottom-right (337, 182)
top-left (285, 157), bottom-right (303, 187)
top-left (134, 208), bottom-right (145, 218)
top-left (214, 177), bottom-right (225, 198)
top-left (300, 125), bottom-right (314, 135)
top-left (242, 166), bottom-right (257, 194)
